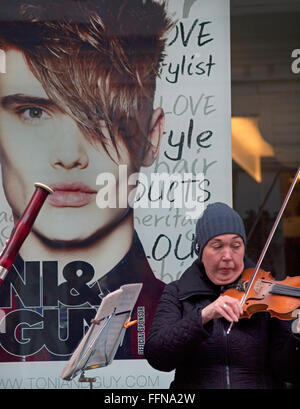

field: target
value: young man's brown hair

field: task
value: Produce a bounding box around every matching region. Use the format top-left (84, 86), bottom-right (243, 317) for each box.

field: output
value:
top-left (0, 0), bottom-right (172, 167)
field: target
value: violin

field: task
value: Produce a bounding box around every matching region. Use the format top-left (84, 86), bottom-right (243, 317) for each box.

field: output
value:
top-left (226, 166), bottom-right (300, 334)
top-left (224, 268), bottom-right (300, 320)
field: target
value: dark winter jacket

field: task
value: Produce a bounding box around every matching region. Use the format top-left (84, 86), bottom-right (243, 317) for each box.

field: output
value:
top-left (144, 258), bottom-right (300, 389)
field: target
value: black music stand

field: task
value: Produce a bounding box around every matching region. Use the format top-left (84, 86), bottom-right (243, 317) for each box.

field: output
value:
top-left (60, 283), bottom-right (143, 388)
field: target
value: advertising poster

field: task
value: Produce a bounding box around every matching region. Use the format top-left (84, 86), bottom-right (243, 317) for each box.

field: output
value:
top-left (0, 0), bottom-right (231, 389)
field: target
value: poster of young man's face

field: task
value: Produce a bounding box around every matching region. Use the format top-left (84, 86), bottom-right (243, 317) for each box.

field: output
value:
top-left (0, 0), bottom-right (231, 388)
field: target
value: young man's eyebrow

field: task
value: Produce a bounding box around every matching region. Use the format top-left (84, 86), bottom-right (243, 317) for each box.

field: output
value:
top-left (0, 94), bottom-right (56, 109)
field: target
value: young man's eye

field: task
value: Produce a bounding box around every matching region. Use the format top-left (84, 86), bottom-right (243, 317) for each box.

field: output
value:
top-left (28, 107), bottom-right (43, 119)
top-left (16, 106), bottom-right (52, 123)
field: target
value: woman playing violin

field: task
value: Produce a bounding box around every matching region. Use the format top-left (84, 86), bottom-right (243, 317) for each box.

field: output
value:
top-left (144, 202), bottom-right (300, 389)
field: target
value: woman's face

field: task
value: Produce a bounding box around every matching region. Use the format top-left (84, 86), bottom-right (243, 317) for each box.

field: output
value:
top-left (0, 49), bottom-right (138, 244)
top-left (202, 234), bottom-right (245, 285)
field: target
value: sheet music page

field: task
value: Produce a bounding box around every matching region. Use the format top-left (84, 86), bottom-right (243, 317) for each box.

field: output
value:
top-left (115, 283), bottom-right (143, 314)
top-left (60, 283), bottom-right (142, 380)
top-left (86, 283), bottom-right (143, 367)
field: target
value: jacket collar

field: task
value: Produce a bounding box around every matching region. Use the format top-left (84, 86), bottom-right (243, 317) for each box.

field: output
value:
top-left (177, 258), bottom-right (219, 300)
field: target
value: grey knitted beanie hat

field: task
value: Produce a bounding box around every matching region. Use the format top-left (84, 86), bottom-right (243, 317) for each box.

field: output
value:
top-left (195, 202), bottom-right (246, 259)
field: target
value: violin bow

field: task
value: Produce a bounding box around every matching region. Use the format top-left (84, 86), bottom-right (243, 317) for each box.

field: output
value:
top-left (227, 166), bottom-right (300, 334)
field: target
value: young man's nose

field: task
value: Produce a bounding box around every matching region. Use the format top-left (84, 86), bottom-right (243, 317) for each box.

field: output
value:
top-left (50, 120), bottom-right (89, 170)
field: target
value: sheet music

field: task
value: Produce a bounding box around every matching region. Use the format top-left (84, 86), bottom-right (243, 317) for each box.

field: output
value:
top-left (60, 283), bottom-right (142, 381)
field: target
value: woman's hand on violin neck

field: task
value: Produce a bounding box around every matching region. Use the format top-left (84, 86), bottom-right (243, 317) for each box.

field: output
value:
top-left (201, 295), bottom-right (243, 325)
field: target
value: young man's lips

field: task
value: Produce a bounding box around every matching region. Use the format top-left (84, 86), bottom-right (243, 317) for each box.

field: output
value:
top-left (48, 183), bottom-right (97, 207)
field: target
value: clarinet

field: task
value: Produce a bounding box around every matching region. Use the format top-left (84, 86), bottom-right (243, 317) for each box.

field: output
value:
top-left (0, 182), bottom-right (53, 286)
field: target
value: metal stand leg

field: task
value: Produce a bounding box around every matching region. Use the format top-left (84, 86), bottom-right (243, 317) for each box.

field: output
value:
top-left (79, 371), bottom-right (96, 389)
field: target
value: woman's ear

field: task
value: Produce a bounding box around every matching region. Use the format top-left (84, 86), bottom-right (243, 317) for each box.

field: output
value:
top-left (142, 108), bottom-right (165, 167)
